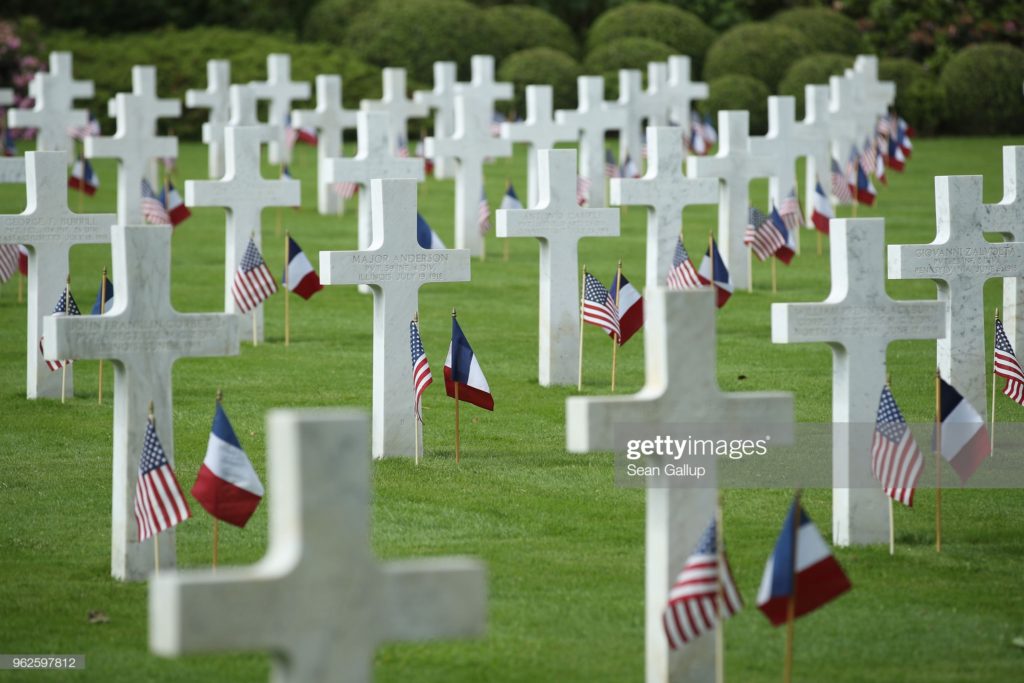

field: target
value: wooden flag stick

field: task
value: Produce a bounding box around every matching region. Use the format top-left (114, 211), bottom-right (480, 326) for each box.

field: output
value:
top-left (453, 308), bottom-right (461, 464)
top-left (816, 230), bottom-right (823, 257)
top-left (60, 274), bottom-right (70, 404)
top-left (98, 268), bottom-right (108, 404)
top-left (747, 247), bottom-right (753, 293)
top-left (934, 367), bottom-right (942, 553)
top-left (783, 489), bottom-right (803, 683)
top-left (771, 257), bottom-right (778, 294)
top-left (17, 267), bottom-right (23, 303)
top-left (503, 238), bottom-right (510, 262)
top-left (578, 266), bottom-right (586, 391)
top-left (991, 307), bottom-right (998, 456)
top-left (715, 492), bottom-right (725, 683)
top-left (284, 232), bottom-right (291, 348)
top-left (611, 260), bottom-right (622, 392)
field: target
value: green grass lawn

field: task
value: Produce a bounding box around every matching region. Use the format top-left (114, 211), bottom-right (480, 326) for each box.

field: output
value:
top-left (1, 135), bottom-right (1023, 682)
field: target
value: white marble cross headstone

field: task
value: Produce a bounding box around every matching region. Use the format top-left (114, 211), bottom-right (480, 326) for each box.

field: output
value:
top-left (323, 110), bottom-right (424, 256)
top-left (828, 73), bottom-right (863, 166)
top-left (320, 179), bottom-right (469, 459)
top-left (644, 61), bottom-right (671, 127)
top-left (851, 55), bottom-right (895, 133)
top-left (8, 51), bottom-right (92, 162)
top-left (455, 55), bottom-right (513, 129)
top-left (149, 408), bottom-right (487, 682)
top-left (890, 165), bottom-right (1024, 421)
top-left (496, 149), bottom-right (619, 386)
top-left (500, 85), bottom-right (576, 208)
top-left (292, 75), bottom-right (359, 215)
top-left (687, 111), bottom-right (777, 290)
top-left (798, 85), bottom-right (834, 221)
top-left (185, 59), bottom-right (231, 179)
top-left (361, 67), bottom-right (428, 155)
top-left (989, 148), bottom-right (1024, 354)
top-left (43, 224), bottom-right (240, 581)
top-left (566, 287), bottom-right (793, 682)
top-left (612, 126), bottom-right (718, 291)
top-left (227, 84), bottom-right (278, 144)
top-left (0, 87), bottom-right (23, 184)
top-left (772, 218), bottom-right (945, 545)
top-left (617, 69), bottom-right (646, 169)
top-left (664, 56), bottom-right (708, 128)
top-left (425, 94), bottom-right (511, 258)
top-left (249, 54), bottom-right (311, 165)
top-left (555, 76), bottom-right (626, 208)
top-left (0, 152), bottom-right (114, 399)
top-left (414, 61), bottom-right (458, 178)
top-left (86, 72), bottom-right (179, 225)
top-left (186, 126), bottom-right (300, 342)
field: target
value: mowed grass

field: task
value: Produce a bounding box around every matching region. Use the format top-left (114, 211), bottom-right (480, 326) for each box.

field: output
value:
top-left (1, 134), bottom-right (1023, 682)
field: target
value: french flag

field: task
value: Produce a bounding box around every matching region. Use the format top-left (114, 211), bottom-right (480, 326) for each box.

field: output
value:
top-left (696, 239), bottom-right (732, 308)
top-left (757, 499), bottom-right (851, 626)
top-left (191, 402), bottom-right (265, 528)
top-left (91, 274), bottom-right (114, 315)
top-left (160, 181), bottom-right (191, 227)
top-left (608, 271), bottom-right (644, 345)
top-left (283, 235), bottom-right (324, 300)
top-left (810, 182), bottom-right (833, 234)
top-left (887, 137), bottom-right (906, 171)
top-left (296, 126), bottom-right (318, 146)
top-left (937, 378), bottom-right (990, 483)
top-left (68, 158), bottom-right (99, 196)
top-left (769, 207), bottom-right (796, 265)
top-left (417, 213), bottom-right (447, 250)
top-left (444, 316), bottom-right (494, 411)
top-left (855, 165), bottom-right (877, 206)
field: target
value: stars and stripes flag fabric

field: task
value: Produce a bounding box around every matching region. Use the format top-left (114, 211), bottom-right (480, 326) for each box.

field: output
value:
top-left (478, 188), bottom-right (492, 235)
top-left (282, 235), bottom-right (324, 300)
top-left (604, 148), bottom-right (619, 178)
top-left (609, 269), bottom-right (644, 345)
top-left (444, 316), bottom-right (494, 411)
top-left (500, 183), bottom-right (523, 212)
top-left (134, 419), bottom-right (191, 541)
top-left (830, 158), bottom-right (853, 204)
top-left (701, 114), bottom-right (718, 146)
top-left (666, 237), bottom-right (703, 291)
top-left (40, 286), bottom-right (81, 371)
top-left (68, 157), bottom-right (99, 195)
top-left (68, 114), bottom-right (101, 141)
top-left (410, 320), bottom-right (433, 422)
top-left (191, 402), bottom-right (264, 528)
top-left (936, 377), bottom-right (990, 483)
top-left (756, 498), bottom-right (851, 626)
top-left (141, 179), bottom-right (171, 225)
top-left (994, 318), bottom-right (1024, 405)
top-left (662, 517), bottom-right (743, 649)
top-left (697, 238), bottom-right (732, 308)
top-left (0, 243), bottom-right (19, 283)
top-left (744, 207), bottom-right (786, 262)
top-left (859, 137), bottom-right (877, 176)
top-left (396, 136), bottom-right (410, 158)
top-left (576, 175), bottom-right (591, 206)
top-left (333, 180), bottom-right (359, 199)
top-left (769, 207), bottom-right (796, 264)
top-left (159, 180), bottom-right (191, 227)
top-left (232, 238), bottom-right (278, 313)
top-left (779, 186), bottom-right (804, 232)
top-left (417, 213), bottom-right (447, 249)
top-left (811, 181), bottom-right (833, 234)
top-left (582, 272), bottom-right (620, 337)
top-left (91, 274), bottom-right (114, 315)
top-left (871, 385), bottom-right (924, 507)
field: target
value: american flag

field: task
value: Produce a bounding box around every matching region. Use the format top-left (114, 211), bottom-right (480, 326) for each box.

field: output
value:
top-left (141, 179), bottom-right (171, 225)
top-left (582, 272), bottom-right (620, 337)
top-left (662, 517), bottom-right (743, 649)
top-left (860, 138), bottom-right (877, 177)
top-left (39, 286), bottom-right (81, 371)
top-left (665, 237), bottom-right (703, 290)
top-left (604, 148), bottom-right (619, 178)
top-left (410, 320), bottom-right (433, 422)
top-left (333, 181), bottom-right (359, 200)
top-left (994, 318), bottom-right (1024, 405)
top-left (68, 114), bottom-right (101, 141)
top-left (0, 243), bottom-right (19, 282)
top-left (871, 385), bottom-right (923, 507)
top-left (231, 238), bottom-right (278, 313)
top-left (478, 189), bottom-right (491, 235)
top-left (830, 158), bottom-right (853, 204)
top-left (576, 175), bottom-right (591, 206)
top-left (779, 186), bottom-right (804, 232)
top-left (397, 137), bottom-right (410, 158)
top-left (134, 418), bottom-right (191, 541)
top-left (744, 207), bottom-right (786, 261)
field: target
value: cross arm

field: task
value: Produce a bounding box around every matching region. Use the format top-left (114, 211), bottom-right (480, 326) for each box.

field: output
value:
top-left (43, 314), bottom-right (241, 362)
top-left (380, 558), bottom-right (487, 642)
top-left (323, 158), bottom-right (424, 185)
top-left (319, 248), bottom-right (470, 288)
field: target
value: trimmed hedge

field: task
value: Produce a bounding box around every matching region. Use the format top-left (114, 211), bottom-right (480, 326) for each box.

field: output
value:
top-left (302, 0), bottom-right (369, 43)
top-left (878, 58), bottom-right (943, 135)
top-left (778, 53), bottom-right (854, 116)
top-left (498, 48), bottom-right (581, 117)
top-left (42, 27), bottom-right (377, 140)
top-left (586, 3), bottom-right (716, 73)
top-left (940, 43), bottom-right (1024, 135)
top-left (704, 23), bottom-right (811, 91)
top-left (584, 37), bottom-right (674, 78)
top-left (485, 6), bottom-right (578, 61)
top-left (703, 74), bottom-right (770, 136)
top-left (344, 0), bottom-right (500, 84)
top-left (770, 8), bottom-right (864, 56)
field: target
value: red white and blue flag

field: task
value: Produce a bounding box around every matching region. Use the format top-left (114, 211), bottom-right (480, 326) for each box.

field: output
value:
top-left (40, 286), bottom-right (81, 371)
top-left (887, 136), bottom-right (906, 171)
top-left (410, 319), bottom-right (433, 421)
top-left (500, 183), bottom-right (523, 212)
top-left (232, 238), bottom-right (278, 312)
top-left (936, 377), bottom-right (990, 483)
top-left (417, 213), bottom-right (447, 250)
top-left (994, 318), bottom-right (1024, 406)
top-left (620, 155), bottom-right (639, 179)
top-left (0, 244), bottom-right (19, 283)
top-left (191, 402), bottom-right (264, 528)
top-left (141, 179), bottom-right (171, 225)
top-left (756, 498), bottom-right (851, 626)
top-left (69, 157), bottom-right (99, 196)
top-left (666, 237), bottom-right (702, 291)
top-left (478, 189), bottom-right (492, 235)
top-left (830, 158), bottom-right (853, 205)
top-left (582, 272), bottom-right (620, 337)
top-left (160, 180), bottom-right (191, 227)
top-left (871, 385), bottom-right (924, 507)
top-left (91, 273), bottom-right (114, 315)
top-left (282, 235), bottom-right (323, 300)
top-left (855, 164), bottom-right (877, 206)
top-left (604, 148), bottom-right (619, 178)
top-left (697, 238), bottom-right (732, 308)
top-left (745, 207), bottom-right (787, 262)
top-left (662, 517), bottom-right (743, 649)
top-left (811, 180), bottom-right (833, 234)
top-left (779, 186), bottom-right (804, 233)
top-left (609, 269), bottom-right (644, 345)
top-left (576, 175), bottom-right (591, 206)
top-left (444, 316), bottom-right (494, 411)
top-left (134, 419), bottom-right (192, 541)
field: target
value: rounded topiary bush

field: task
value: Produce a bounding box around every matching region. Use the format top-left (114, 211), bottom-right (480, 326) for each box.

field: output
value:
top-left (302, 0), bottom-right (369, 42)
top-left (901, 77), bottom-right (945, 136)
top-left (586, 3), bottom-right (716, 73)
top-left (778, 53), bottom-right (854, 115)
top-left (344, 0), bottom-right (500, 84)
top-left (584, 37), bottom-right (675, 78)
top-left (704, 22), bottom-right (811, 91)
top-left (704, 75), bottom-right (771, 135)
top-left (498, 48), bottom-right (581, 117)
top-left (485, 6), bottom-right (578, 61)
top-left (770, 7), bottom-right (863, 56)
top-left (941, 43), bottom-right (1024, 134)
